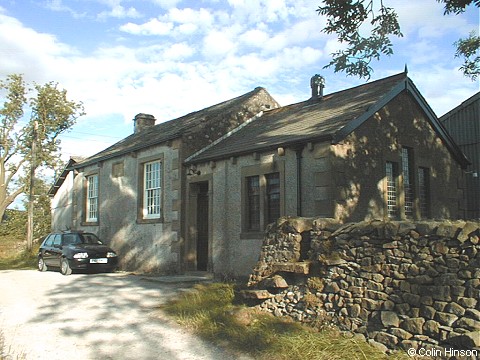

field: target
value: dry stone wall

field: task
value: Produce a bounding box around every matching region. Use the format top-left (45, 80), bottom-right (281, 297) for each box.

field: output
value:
top-left (246, 217), bottom-right (480, 357)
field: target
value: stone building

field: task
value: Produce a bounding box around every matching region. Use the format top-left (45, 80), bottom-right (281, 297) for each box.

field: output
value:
top-left (50, 71), bottom-right (469, 276)
top-left (49, 88), bottom-right (279, 273)
top-left (185, 71), bottom-right (469, 276)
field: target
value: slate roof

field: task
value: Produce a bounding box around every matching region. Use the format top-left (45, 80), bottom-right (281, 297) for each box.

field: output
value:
top-left (73, 87), bottom-right (274, 169)
top-left (186, 72), bottom-right (470, 168)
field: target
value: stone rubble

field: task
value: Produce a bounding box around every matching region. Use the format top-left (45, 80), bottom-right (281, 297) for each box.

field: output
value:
top-left (246, 217), bottom-right (480, 358)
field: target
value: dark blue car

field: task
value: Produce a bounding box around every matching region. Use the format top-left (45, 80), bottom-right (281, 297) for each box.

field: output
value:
top-left (37, 231), bottom-right (118, 275)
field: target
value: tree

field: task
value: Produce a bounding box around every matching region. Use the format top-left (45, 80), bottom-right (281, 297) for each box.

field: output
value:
top-left (317, 0), bottom-right (480, 80)
top-left (24, 176), bottom-right (53, 240)
top-left (0, 74), bottom-right (84, 249)
top-left (0, 178), bottom-right (51, 241)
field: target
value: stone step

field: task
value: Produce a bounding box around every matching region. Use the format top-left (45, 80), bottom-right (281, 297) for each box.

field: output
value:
top-left (240, 289), bottom-right (273, 300)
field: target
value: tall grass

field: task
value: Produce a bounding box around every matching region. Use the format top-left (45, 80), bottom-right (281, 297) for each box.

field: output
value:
top-left (0, 235), bottom-right (38, 270)
top-left (162, 283), bottom-right (409, 360)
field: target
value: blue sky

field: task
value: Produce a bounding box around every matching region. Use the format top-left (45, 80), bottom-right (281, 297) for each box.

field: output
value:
top-left (0, 0), bottom-right (479, 161)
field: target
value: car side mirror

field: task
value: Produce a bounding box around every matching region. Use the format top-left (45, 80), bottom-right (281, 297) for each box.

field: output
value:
top-left (53, 244), bottom-right (62, 249)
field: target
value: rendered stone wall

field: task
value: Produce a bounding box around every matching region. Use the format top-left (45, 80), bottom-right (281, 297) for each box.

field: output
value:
top-left (73, 143), bottom-right (182, 273)
top-left (246, 217), bottom-right (480, 356)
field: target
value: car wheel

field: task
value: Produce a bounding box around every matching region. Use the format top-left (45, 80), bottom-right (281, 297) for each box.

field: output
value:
top-left (38, 257), bottom-right (48, 272)
top-left (60, 258), bottom-right (72, 275)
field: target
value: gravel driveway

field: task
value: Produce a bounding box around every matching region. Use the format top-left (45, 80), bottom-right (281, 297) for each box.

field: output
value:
top-left (0, 270), bottom-right (245, 360)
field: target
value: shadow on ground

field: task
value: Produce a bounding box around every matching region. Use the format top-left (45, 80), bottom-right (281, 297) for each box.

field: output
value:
top-left (25, 271), bottom-right (228, 360)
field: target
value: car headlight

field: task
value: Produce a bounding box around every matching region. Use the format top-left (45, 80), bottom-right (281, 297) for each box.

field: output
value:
top-left (106, 252), bottom-right (117, 258)
top-left (73, 252), bottom-right (89, 259)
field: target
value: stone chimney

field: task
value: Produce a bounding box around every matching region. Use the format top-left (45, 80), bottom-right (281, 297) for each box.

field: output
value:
top-left (310, 74), bottom-right (325, 100)
top-left (134, 113), bottom-right (156, 133)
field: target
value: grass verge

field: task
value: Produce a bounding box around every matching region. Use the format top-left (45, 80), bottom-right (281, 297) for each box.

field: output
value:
top-left (161, 283), bottom-right (409, 360)
top-left (0, 250), bottom-right (37, 270)
top-left (0, 236), bottom-right (37, 270)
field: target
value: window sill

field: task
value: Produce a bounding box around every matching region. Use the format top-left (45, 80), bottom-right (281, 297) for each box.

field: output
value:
top-left (136, 217), bottom-right (164, 224)
top-left (81, 221), bottom-right (99, 226)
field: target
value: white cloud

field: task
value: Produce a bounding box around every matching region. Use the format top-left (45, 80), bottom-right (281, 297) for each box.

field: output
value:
top-left (44, 0), bottom-right (87, 18)
top-left (225, 54), bottom-right (280, 80)
top-left (0, 13), bottom-right (78, 83)
top-left (1, 0), bottom-right (478, 162)
top-left (176, 23), bottom-right (197, 35)
top-left (257, 18), bottom-right (325, 54)
top-left (97, 4), bottom-right (141, 20)
top-left (163, 43), bottom-right (195, 60)
top-left (405, 40), bottom-right (444, 65)
top-left (240, 29), bottom-right (270, 48)
top-left (149, 0), bottom-right (183, 10)
top-left (280, 47), bottom-right (323, 68)
top-left (120, 7), bottom-right (215, 38)
top-left (202, 30), bottom-right (237, 58)
top-left (411, 66), bottom-right (478, 116)
top-left (120, 18), bottom-right (174, 35)
top-left (167, 7), bottom-right (214, 27)
top-left (392, 0), bottom-right (476, 39)
top-left (227, 0), bottom-right (293, 24)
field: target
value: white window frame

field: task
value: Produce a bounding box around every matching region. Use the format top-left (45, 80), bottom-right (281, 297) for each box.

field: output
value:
top-left (143, 160), bottom-right (162, 219)
top-left (401, 147), bottom-right (414, 218)
top-left (86, 174), bottom-right (98, 222)
top-left (386, 162), bottom-right (398, 219)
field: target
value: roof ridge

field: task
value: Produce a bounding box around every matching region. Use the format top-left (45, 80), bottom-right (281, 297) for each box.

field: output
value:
top-left (74, 87), bottom-right (274, 168)
top-left (185, 111), bottom-right (265, 163)
top-left (327, 72), bottom-right (406, 95)
top-left (268, 72), bottom-right (407, 111)
top-left (184, 72), bottom-right (414, 164)
top-left (161, 86), bottom-right (267, 125)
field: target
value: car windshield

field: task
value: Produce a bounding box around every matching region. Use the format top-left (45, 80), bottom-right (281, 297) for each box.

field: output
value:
top-left (80, 233), bottom-right (103, 245)
top-left (63, 234), bottom-right (81, 245)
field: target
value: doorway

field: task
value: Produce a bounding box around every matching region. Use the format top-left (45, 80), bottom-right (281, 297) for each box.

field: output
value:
top-left (195, 182), bottom-right (209, 271)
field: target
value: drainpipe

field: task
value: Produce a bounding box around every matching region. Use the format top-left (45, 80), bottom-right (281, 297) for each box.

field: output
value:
top-left (295, 146), bottom-right (303, 216)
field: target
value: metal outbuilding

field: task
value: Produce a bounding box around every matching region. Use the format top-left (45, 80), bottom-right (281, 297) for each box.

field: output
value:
top-left (440, 92), bottom-right (480, 219)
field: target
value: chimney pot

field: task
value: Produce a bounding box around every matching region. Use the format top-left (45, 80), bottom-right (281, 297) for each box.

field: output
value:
top-left (310, 74), bottom-right (325, 99)
top-left (134, 113), bottom-right (156, 133)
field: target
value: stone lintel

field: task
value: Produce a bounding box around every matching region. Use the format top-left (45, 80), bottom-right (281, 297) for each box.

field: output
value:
top-left (271, 262), bottom-right (310, 274)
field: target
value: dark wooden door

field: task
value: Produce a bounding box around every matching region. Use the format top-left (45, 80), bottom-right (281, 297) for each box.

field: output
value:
top-left (196, 182), bottom-right (209, 271)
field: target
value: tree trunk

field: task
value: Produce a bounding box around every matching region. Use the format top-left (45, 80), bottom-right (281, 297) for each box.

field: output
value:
top-left (26, 122), bottom-right (38, 252)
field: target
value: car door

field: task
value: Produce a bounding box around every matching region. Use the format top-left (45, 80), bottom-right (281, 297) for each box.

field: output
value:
top-left (41, 235), bottom-right (55, 265)
top-left (50, 234), bottom-right (63, 267)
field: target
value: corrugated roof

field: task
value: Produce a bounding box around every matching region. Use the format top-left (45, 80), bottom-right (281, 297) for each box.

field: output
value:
top-left (187, 72), bottom-right (407, 163)
top-left (74, 87), bottom-right (274, 168)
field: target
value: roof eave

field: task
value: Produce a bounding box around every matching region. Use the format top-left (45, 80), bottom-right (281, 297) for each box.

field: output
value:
top-left (404, 79), bottom-right (471, 169)
top-left (48, 158), bottom-right (79, 197)
top-left (332, 76), bottom-right (407, 144)
top-left (72, 133), bottom-right (181, 169)
top-left (332, 76), bottom-right (470, 169)
top-left (185, 134), bottom-right (334, 165)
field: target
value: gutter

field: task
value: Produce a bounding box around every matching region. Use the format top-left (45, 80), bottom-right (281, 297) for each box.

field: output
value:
top-left (185, 133), bottom-right (334, 165)
top-left (72, 133), bottom-right (181, 169)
